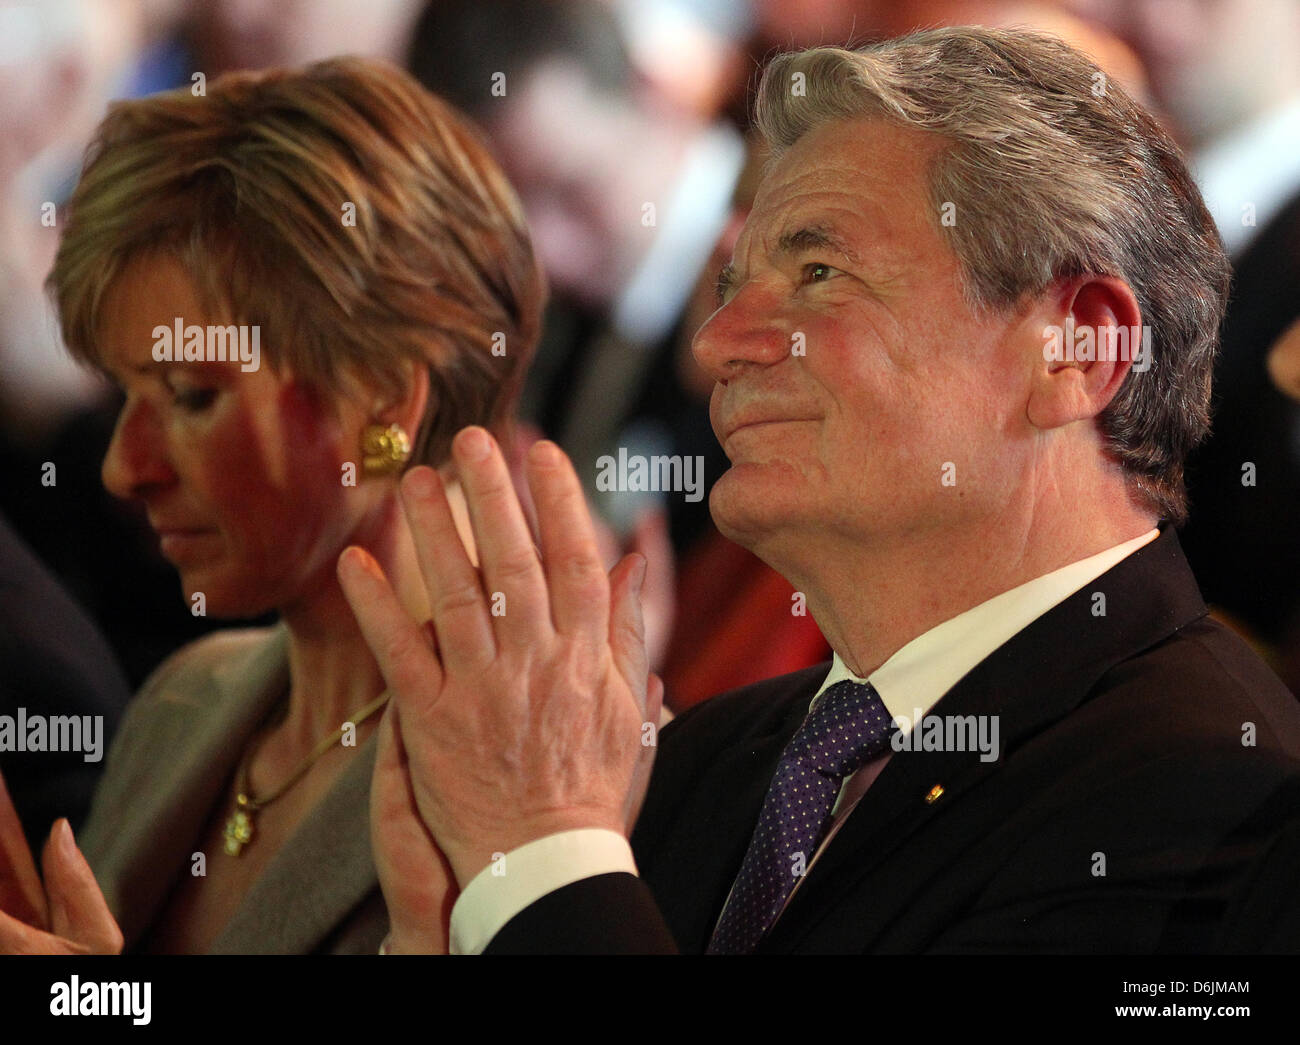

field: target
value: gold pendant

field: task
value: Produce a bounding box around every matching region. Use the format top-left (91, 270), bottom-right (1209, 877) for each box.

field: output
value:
top-left (223, 795), bottom-right (254, 856)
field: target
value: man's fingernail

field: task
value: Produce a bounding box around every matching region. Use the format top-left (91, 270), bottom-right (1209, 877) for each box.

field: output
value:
top-left (400, 466), bottom-right (440, 501)
top-left (632, 554), bottom-right (648, 594)
top-left (457, 427), bottom-right (492, 462)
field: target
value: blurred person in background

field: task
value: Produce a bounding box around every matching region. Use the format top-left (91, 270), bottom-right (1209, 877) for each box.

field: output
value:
top-left (408, 0), bottom-right (745, 530)
top-left (608, 0), bottom-right (754, 125)
top-left (1072, 0), bottom-right (1300, 690)
top-left (1269, 318), bottom-right (1300, 404)
top-left (0, 0), bottom-right (145, 445)
top-left (189, 0), bottom-right (425, 75)
top-left (0, 56), bottom-right (545, 953)
top-left (862, 0), bottom-right (1148, 95)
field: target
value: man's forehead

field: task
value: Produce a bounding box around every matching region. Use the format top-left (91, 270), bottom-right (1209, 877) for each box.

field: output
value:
top-left (737, 117), bottom-right (940, 261)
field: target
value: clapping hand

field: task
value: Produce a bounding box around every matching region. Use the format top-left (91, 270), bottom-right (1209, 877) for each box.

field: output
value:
top-left (340, 427), bottom-right (660, 902)
top-left (0, 771), bottom-right (122, 954)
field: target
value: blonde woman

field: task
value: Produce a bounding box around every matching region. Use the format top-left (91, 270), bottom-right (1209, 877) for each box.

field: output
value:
top-left (0, 56), bottom-right (543, 953)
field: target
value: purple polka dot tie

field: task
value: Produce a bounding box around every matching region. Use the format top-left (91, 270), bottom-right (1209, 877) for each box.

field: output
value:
top-left (707, 679), bottom-right (894, 954)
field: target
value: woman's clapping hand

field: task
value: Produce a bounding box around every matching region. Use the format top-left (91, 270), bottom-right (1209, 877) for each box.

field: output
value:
top-left (0, 771), bottom-right (122, 954)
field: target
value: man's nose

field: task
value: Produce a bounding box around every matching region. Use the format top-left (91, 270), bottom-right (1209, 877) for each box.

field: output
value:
top-left (101, 397), bottom-right (174, 501)
top-left (691, 282), bottom-right (793, 384)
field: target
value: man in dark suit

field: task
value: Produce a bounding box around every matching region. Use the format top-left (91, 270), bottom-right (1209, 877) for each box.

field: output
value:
top-left (486, 525), bottom-right (1300, 953)
top-left (340, 27), bottom-right (1300, 954)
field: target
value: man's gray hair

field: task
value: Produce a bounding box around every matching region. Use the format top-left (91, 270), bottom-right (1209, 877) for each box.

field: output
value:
top-left (755, 27), bottom-right (1230, 523)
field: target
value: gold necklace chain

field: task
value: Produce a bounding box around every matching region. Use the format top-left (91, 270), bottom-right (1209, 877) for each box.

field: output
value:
top-left (222, 690), bottom-right (389, 856)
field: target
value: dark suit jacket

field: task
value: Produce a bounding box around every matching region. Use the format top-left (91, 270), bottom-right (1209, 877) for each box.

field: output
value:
top-left (486, 527), bottom-right (1300, 953)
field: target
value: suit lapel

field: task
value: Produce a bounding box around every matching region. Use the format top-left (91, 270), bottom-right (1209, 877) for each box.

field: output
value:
top-left (93, 627), bottom-right (290, 948)
top-left (759, 525), bottom-right (1207, 952)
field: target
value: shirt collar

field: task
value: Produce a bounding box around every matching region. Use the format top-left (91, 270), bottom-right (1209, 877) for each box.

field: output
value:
top-left (808, 528), bottom-right (1160, 731)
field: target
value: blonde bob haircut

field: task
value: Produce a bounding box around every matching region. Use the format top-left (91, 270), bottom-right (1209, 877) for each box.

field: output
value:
top-left (49, 55), bottom-right (544, 468)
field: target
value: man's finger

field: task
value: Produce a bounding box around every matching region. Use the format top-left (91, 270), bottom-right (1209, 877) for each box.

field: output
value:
top-left (647, 672), bottom-right (665, 728)
top-left (450, 427), bottom-right (552, 649)
top-left (42, 820), bottom-right (122, 954)
top-left (0, 771), bottom-right (47, 929)
top-left (399, 465), bottom-right (498, 672)
top-left (608, 552), bottom-right (650, 714)
top-left (625, 672), bottom-right (664, 835)
top-left (338, 546), bottom-right (446, 710)
top-left (529, 439), bottom-right (611, 641)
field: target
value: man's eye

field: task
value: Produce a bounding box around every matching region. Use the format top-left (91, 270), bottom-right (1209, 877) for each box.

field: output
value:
top-left (801, 262), bottom-right (839, 285)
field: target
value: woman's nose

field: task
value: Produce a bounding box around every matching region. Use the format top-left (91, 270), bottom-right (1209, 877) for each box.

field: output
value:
top-left (101, 397), bottom-right (174, 501)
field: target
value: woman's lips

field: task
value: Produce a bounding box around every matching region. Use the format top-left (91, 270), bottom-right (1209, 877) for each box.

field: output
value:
top-left (155, 529), bottom-right (215, 559)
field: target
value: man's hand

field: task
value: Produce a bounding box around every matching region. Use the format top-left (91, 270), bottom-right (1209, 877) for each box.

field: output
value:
top-left (0, 772), bottom-right (122, 955)
top-left (339, 427), bottom-right (655, 888)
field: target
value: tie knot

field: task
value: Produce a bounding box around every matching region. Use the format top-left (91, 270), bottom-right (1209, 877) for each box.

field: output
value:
top-left (786, 679), bottom-right (894, 777)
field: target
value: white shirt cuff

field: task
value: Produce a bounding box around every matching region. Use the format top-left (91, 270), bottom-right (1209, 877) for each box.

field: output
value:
top-left (448, 829), bottom-right (638, 955)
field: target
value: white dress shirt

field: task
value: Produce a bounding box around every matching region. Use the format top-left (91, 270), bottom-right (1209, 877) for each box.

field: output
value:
top-left (449, 528), bottom-right (1160, 953)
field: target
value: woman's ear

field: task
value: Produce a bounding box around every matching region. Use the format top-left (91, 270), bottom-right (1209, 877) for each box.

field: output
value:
top-left (1026, 276), bottom-right (1143, 431)
top-left (352, 361), bottom-right (431, 480)
top-left (375, 359), bottom-right (430, 438)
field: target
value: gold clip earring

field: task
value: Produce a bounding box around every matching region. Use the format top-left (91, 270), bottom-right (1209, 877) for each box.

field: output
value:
top-left (361, 423), bottom-right (412, 477)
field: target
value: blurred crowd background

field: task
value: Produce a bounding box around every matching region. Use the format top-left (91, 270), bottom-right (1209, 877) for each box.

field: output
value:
top-left (2, 0), bottom-right (1299, 737)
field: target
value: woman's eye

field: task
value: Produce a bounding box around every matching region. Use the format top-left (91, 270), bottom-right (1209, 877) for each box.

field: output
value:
top-left (171, 386), bottom-right (217, 412)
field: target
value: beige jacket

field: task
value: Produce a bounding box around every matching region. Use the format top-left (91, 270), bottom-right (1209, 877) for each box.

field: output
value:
top-left (79, 625), bottom-right (387, 954)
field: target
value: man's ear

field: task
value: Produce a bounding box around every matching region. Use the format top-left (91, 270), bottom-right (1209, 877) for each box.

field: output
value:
top-left (1026, 276), bottom-right (1142, 431)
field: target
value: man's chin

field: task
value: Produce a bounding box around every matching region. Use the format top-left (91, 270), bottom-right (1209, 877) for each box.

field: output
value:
top-left (709, 468), bottom-right (804, 546)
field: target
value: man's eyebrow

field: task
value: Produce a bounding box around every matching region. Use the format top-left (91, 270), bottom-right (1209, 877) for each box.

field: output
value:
top-left (715, 224), bottom-right (865, 301)
top-left (775, 225), bottom-right (863, 266)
